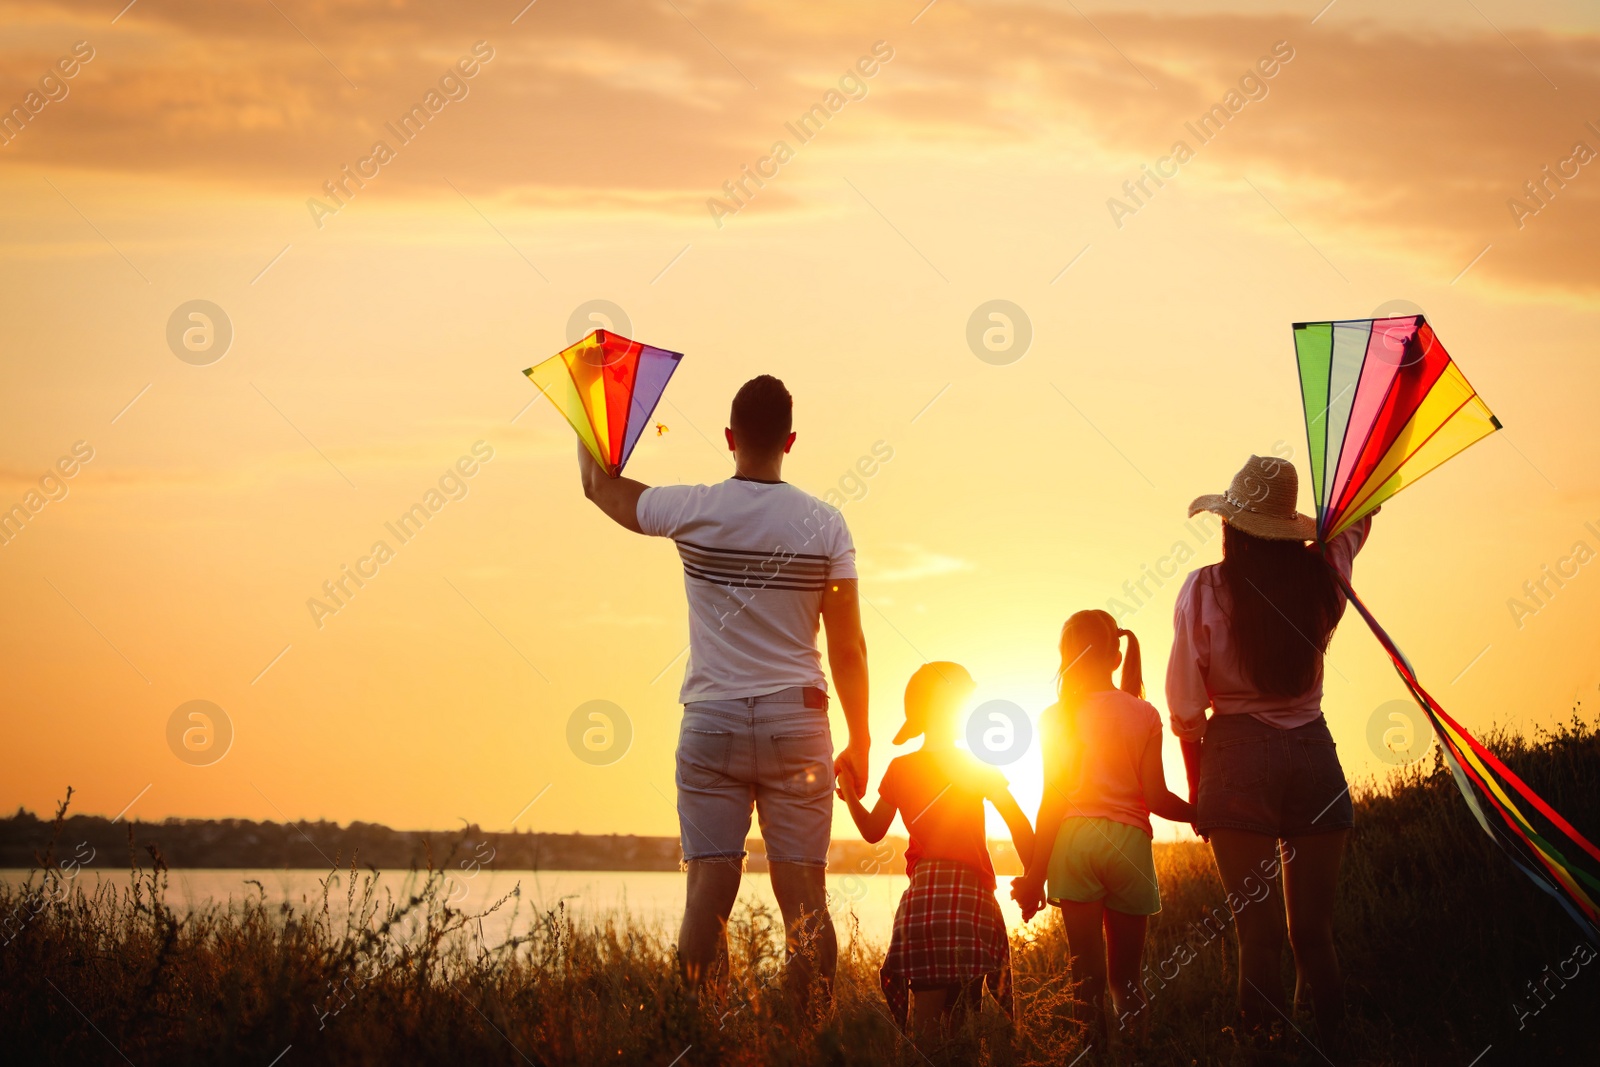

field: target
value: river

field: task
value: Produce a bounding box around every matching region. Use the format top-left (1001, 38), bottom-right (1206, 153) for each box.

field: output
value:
top-left (2, 867), bottom-right (1038, 948)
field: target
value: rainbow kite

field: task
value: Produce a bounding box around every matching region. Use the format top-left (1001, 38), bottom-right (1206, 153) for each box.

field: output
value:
top-left (1294, 315), bottom-right (1501, 541)
top-left (524, 330), bottom-right (682, 477)
top-left (1295, 315), bottom-right (1600, 942)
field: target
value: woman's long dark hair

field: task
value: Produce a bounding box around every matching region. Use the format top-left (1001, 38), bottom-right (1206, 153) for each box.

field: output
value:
top-left (1219, 525), bottom-right (1343, 697)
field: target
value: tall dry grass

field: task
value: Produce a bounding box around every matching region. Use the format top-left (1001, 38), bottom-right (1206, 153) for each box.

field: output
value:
top-left (3, 710), bottom-right (1598, 1065)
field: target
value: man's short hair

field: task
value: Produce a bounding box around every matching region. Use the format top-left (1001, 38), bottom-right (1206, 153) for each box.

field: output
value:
top-left (729, 375), bottom-right (792, 453)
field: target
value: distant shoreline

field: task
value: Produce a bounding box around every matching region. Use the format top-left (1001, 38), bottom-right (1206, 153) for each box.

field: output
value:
top-left (3, 809), bottom-right (1005, 875)
top-left (0, 809), bottom-right (1049, 875)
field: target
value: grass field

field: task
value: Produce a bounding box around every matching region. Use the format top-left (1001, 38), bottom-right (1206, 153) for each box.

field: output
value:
top-left (3, 711), bottom-right (1597, 1065)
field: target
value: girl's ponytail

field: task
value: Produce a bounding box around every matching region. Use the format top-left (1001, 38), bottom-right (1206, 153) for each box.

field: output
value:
top-left (1059, 612), bottom-right (1136, 703)
top-left (1055, 612), bottom-right (1142, 793)
top-left (1115, 627), bottom-right (1144, 699)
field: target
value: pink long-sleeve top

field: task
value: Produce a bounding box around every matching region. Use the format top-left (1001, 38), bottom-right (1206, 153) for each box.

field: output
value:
top-left (1164, 517), bottom-right (1372, 741)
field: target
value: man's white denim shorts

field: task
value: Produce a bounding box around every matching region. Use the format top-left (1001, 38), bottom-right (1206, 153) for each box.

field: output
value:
top-left (675, 686), bottom-right (834, 867)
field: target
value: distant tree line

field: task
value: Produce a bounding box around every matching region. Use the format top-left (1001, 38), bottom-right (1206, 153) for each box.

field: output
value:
top-left (0, 808), bottom-right (952, 874)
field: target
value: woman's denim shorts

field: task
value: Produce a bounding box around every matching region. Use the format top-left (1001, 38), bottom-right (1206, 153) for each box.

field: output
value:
top-left (1195, 712), bottom-right (1354, 839)
top-left (675, 687), bottom-right (835, 867)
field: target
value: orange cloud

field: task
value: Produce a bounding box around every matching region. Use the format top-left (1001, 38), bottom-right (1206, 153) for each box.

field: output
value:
top-left (2, 1), bottom-right (1597, 291)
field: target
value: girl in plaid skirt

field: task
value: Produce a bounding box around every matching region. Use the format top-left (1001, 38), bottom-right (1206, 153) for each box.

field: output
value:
top-left (837, 662), bottom-right (1035, 1039)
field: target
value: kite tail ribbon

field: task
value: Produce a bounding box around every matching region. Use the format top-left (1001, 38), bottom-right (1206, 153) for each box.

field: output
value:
top-left (1328, 564), bottom-right (1600, 944)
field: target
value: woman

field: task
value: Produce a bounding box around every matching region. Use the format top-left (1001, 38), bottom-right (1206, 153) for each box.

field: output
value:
top-left (1167, 454), bottom-right (1373, 1051)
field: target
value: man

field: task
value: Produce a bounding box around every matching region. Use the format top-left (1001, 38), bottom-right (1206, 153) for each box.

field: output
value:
top-left (577, 374), bottom-right (870, 1004)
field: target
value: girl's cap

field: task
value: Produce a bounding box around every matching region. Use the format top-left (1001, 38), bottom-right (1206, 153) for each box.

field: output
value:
top-left (894, 662), bottom-right (976, 745)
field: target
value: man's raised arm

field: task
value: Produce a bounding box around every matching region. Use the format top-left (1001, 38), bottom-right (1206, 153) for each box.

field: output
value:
top-left (577, 440), bottom-right (648, 534)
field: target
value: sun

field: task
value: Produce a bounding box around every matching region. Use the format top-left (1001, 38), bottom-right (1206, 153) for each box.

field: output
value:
top-left (949, 674), bottom-right (1058, 839)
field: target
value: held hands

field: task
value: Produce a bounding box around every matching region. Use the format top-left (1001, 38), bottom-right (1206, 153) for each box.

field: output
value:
top-left (1010, 872), bottom-right (1046, 923)
top-left (834, 741), bottom-right (868, 801)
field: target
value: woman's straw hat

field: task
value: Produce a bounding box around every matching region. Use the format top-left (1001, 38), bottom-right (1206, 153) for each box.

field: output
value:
top-left (1189, 455), bottom-right (1316, 541)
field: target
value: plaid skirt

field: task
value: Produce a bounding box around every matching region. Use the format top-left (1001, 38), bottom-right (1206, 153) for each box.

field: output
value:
top-left (879, 859), bottom-right (1013, 1028)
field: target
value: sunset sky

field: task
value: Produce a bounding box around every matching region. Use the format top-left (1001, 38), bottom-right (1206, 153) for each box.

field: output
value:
top-left (3, 0), bottom-right (1599, 846)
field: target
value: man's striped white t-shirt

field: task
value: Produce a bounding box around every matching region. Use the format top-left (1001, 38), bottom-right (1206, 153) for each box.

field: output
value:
top-left (637, 477), bottom-right (857, 704)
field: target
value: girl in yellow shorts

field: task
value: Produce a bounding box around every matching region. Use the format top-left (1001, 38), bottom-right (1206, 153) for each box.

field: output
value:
top-left (1011, 610), bottom-right (1195, 1039)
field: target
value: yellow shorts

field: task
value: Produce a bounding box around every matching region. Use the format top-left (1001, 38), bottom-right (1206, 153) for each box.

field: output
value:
top-left (1046, 816), bottom-right (1161, 916)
